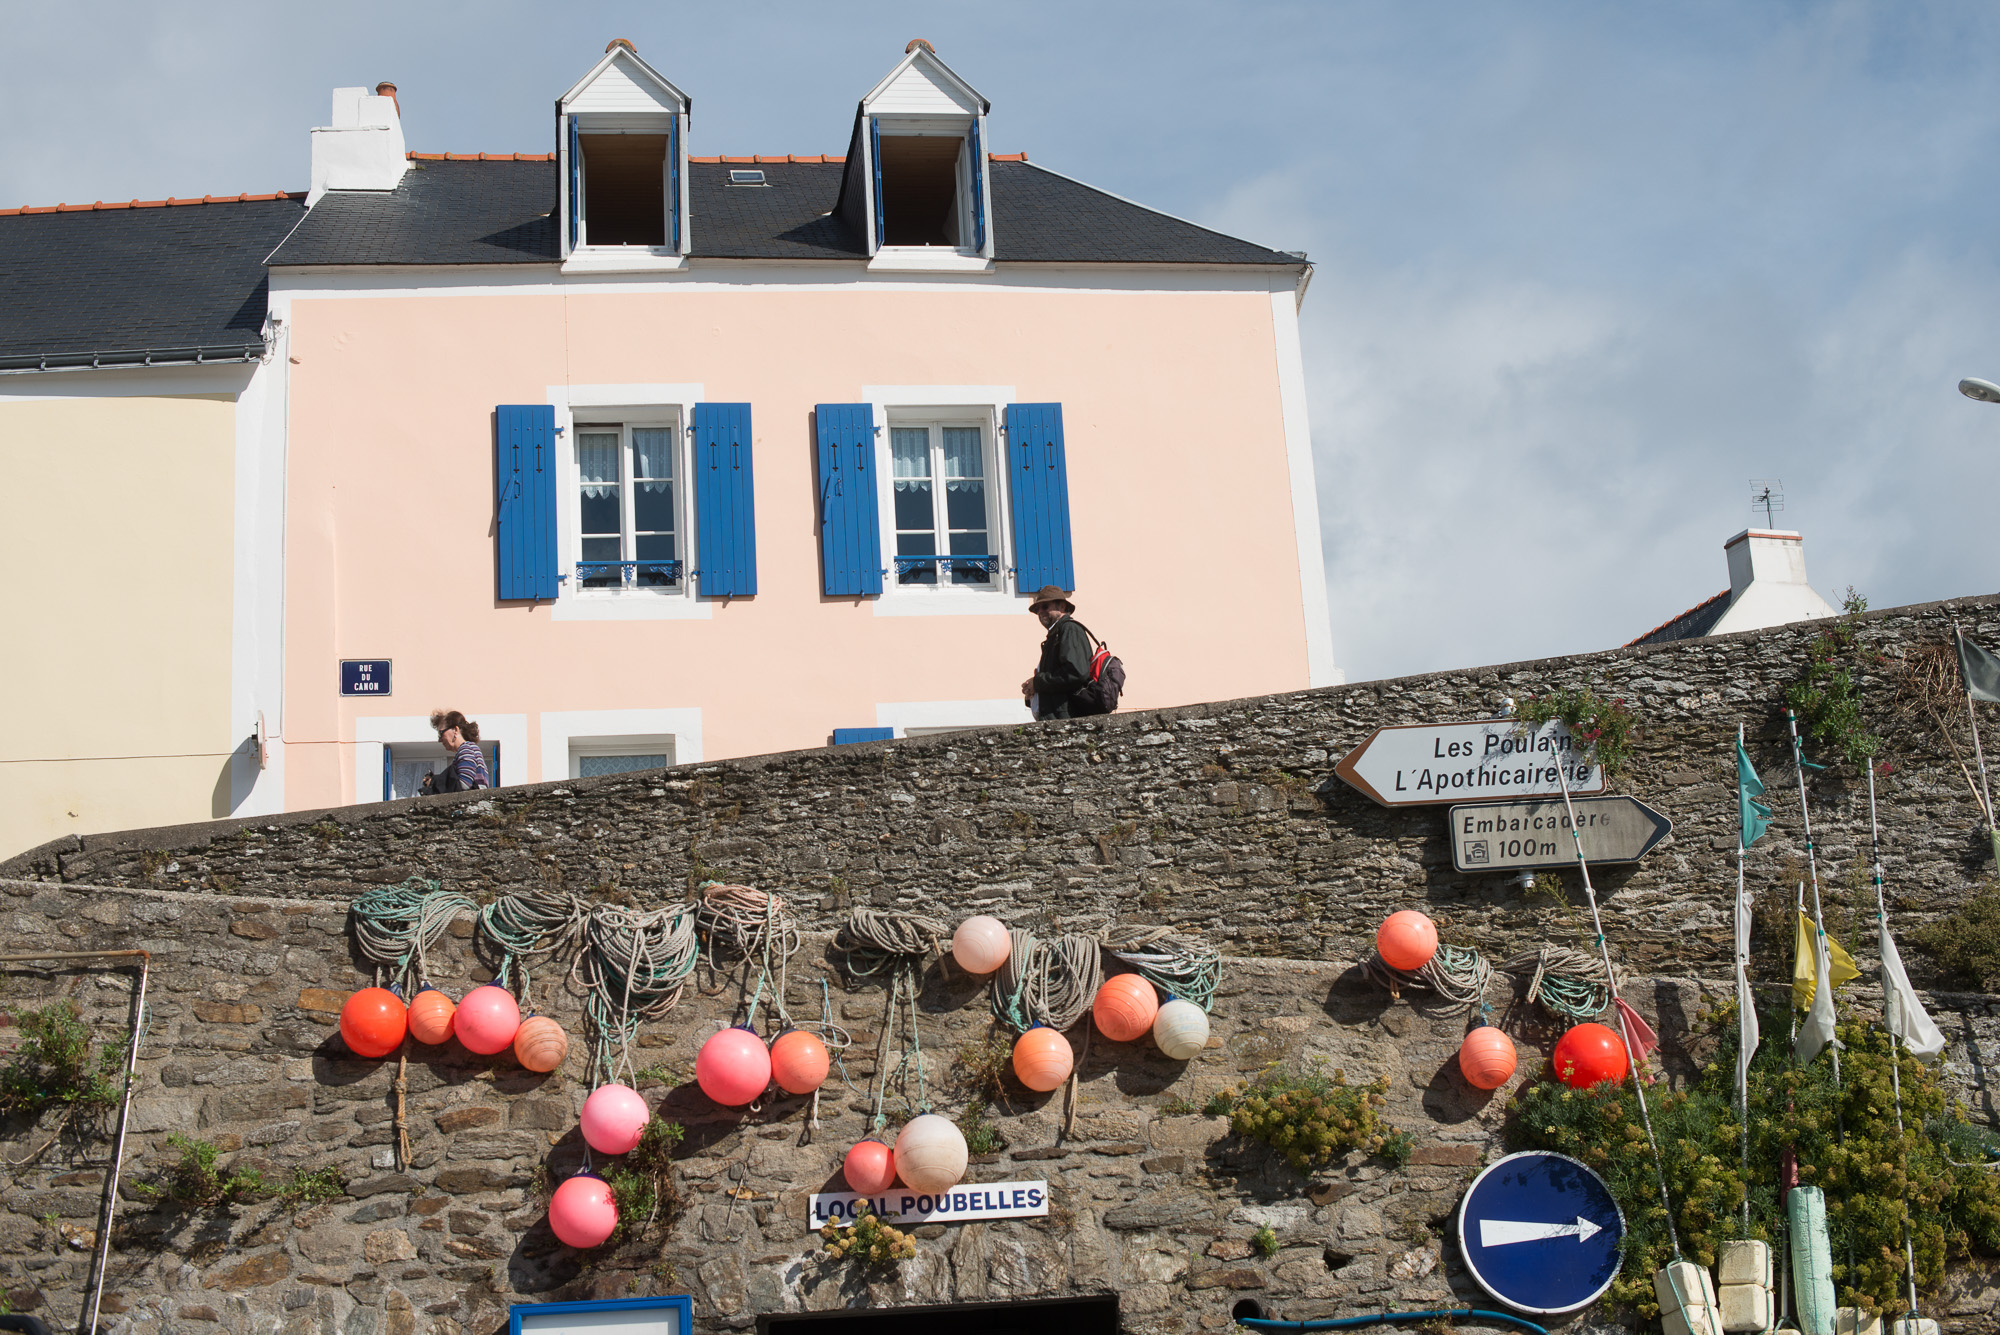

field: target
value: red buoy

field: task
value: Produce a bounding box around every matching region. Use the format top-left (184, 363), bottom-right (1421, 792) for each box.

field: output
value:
top-left (338, 987), bottom-right (407, 1059)
top-left (1552, 1022), bottom-right (1629, 1089)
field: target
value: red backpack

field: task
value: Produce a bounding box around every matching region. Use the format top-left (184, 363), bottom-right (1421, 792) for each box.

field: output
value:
top-left (1069, 623), bottom-right (1126, 716)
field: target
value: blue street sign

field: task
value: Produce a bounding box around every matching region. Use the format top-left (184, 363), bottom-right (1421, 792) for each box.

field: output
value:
top-left (1457, 1151), bottom-right (1625, 1314)
top-left (339, 659), bottom-right (392, 697)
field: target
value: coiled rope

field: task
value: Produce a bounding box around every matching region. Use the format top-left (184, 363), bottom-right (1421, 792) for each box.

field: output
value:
top-left (350, 878), bottom-right (476, 992)
top-left (475, 890), bottom-right (588, 1009)
top-left (991, 929), bottom-right (1103, 1034)
top-left (572, 903), bottom-right (700, 1087)
top-left (1499, 945), bottom-right (1613, 1021)
top-left (697, 883), bottom-right (802, 1030)
top-left (1363, 943), bottom-right (1493, 1016)
top-left (1106, 927), bottom-right (1220, 1012)
top-left (834, 909), bottom-right (944, 1134)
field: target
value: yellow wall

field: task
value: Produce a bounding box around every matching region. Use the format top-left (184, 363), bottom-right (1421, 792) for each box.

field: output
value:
top-left (0, 394), bottom-right (236, 857)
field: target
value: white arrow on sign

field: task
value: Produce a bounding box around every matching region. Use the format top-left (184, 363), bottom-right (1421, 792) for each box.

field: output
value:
top-left (1478, 1215), bottom-right (1603, 1247)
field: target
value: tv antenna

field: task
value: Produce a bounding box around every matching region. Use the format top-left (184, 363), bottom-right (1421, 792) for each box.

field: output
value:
top-left (1749, 479), bottom-right (1784, 528)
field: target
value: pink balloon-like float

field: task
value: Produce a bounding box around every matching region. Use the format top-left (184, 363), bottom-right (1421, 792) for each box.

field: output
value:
top-left (696, 1026), bottom-right (773, 1107)
top-left (842, 1139), bottom-right (897, 1195)
top-left (578, 1083), bottom-right (651, 1155)
top-left (951, 915), bottom-right (1012, 975)
top-left (453, 984), bottom-right (522, 1055)
top-left (548, 1172), bottom-right (618, 1248)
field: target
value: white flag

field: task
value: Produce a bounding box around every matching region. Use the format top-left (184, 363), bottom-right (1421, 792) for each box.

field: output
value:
top-left (1794, 923), bottom-right (1841, 1065)
top-left (1880, 919), bottom-right (1946, 1060)
top-left (1736, 883), bottom-right (1759, 1102)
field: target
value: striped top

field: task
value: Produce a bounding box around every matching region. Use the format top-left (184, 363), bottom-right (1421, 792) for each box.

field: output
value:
top-left (455, 742), bottom-right (491, 790)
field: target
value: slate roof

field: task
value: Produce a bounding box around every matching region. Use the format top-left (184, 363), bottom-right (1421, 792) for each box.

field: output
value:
top-left (0, 196), bottom-right (305, 368)
top-left (1627, 589), bottom-right (1731, 648)
top-left (265, 155), bottom-right (1303, 268)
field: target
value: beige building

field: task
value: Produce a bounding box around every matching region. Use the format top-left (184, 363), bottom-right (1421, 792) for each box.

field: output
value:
top-left (0, 193), bottom-right (301, 856)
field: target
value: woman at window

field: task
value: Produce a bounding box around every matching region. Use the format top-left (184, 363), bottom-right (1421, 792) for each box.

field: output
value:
top-left (420, 710), bottom-right (491, 794)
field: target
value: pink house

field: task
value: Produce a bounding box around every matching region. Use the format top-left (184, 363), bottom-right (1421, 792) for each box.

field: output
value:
top-left (265, 39), bottom-right (1338, 808)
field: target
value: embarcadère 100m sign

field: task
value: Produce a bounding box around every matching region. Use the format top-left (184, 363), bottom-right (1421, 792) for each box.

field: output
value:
top-left (1333, 718), bottom-right (1605, 807)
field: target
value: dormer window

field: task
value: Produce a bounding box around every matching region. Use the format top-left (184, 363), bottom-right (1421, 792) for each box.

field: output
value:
top-left (558, 39), bottom-right (691, 264)
top-left (838, 40), bottom-right (995, 268)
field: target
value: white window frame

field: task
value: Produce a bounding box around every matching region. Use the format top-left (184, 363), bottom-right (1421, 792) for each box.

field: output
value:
top-left (867, 119), bottom-right (996, 274)
top-left (539, 708), bottom-right (702, 782)
top-left (354, 714), bottom-right (528, 804)
top-left (548, 385), bottom-right (710, 622)
top-left (865, 386), bottom-right (1024, 618)
top-left (572, 416), bottom-right (686, 597)
top-left (562, 112), bottom-right (689, 274)
top-left (884, 414), bottom-right (1001, 592)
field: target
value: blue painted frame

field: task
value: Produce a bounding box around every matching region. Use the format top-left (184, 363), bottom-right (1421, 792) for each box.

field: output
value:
top-left (509, 1297), bottom-right (693, 1335)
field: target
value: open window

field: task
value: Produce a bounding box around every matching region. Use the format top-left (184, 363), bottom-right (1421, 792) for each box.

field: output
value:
top-left (839, 41), bottom-right (993, 261)
top-left (558, 40), bottom-right (689, 261)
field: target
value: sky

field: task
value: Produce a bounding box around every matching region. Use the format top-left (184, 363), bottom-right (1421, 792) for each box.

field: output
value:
top-left (6, 1), bottom-right (1999, 682)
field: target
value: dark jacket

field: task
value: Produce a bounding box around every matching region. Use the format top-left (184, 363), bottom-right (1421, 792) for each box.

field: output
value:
top-left (1032, 615), bottom-right (1096, 719)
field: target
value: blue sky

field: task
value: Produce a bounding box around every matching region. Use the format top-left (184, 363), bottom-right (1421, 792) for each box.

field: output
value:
top-left (7, 1), bottom-right (1998, 681)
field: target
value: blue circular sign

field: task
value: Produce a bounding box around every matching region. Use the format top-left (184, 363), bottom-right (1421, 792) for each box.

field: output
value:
top-left (1457, 1151), bottom-right (1626, 1314)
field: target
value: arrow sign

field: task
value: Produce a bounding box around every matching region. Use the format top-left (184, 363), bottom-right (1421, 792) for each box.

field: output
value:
top-left (1448, 796), bottom-right (1673, 873)
top-left (1457, 1151), bottom-right (1625, 1314)
top-left (1479, 1215), bottom-right (1603, 1247)
top-left (1334, 718), bottom-right (1605, 807)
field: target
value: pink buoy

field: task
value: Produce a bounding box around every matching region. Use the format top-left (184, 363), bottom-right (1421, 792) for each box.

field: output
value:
top-left (951, 916), bottom-right (1012, 975)
top-left (578, 1083), bottom-right (651, 1155)
top-left (696, 1026), bottom-right (773, 1107)
top-left (453, 984), bottom-right (521, 1056)
top-left (842, 1139), bottom-right (897, 1194)
top-left (548, 1171), bottom-right (618, 1248)
top-left (770, 1030), bottom-right (830, 1095)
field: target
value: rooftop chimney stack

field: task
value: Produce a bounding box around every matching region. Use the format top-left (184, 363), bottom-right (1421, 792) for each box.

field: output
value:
top-left (308, 85), bottom-right (409, 207)
top-left (1709, 529), bottom-right (1838, 636)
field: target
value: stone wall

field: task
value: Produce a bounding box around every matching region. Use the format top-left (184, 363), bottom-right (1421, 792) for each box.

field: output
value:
top-left (6, 595), bottom-right (2000, 1334)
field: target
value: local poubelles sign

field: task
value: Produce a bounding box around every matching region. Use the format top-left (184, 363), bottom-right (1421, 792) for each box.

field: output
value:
top-left (1334, 718), bottom-right (1604, 807)
top-left (810, 1181), bottom-right (1049, 1229)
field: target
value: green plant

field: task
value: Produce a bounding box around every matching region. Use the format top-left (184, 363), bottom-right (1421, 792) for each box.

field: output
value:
top-left (0, 1001), bottom-right (123, 1120)
top-left (1786, 588), bottom-right (1881, 770)
top-left (594, 1116), bottom-right (686, 1247)
top-left (633, 1063), bottom-right (686, 1089)
top-left (276, 1165), bottom-right (346, 1207)
top-left (1202, 1088), bottom-right (1235, 1117)
top-left (1507, 1006), bottom-right (2000, 1316)
top-left (957, 1100), bottom-right (1002, 1155)
top-left (1378, 1128), bottom-right (1415, 1168)
top-left (133, 1134), bottom-right (266, 1209)
top-left (954, 1034), bottom-right (1014, 1108)
top-left (1910, 883), bottom-right (2000, 991)
top-left (1209, 1061), bottom-right (1393, 1174)
top-left (821, 1212), bottom-right (916, 1265)
top-left (1512, 688), bottom-right (1638, 778)
top-left (1251, 1225), bottom-right (1279, 1258)
top-left (308, 820), bottom-right (341, 846)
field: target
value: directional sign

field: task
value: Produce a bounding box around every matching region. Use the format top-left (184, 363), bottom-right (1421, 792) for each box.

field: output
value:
top-left (1458, 1151), bottom-right (1625, 1314)
top-left (1334, 719), bottom-right (1604, 807)
top-left (1448, 796), bottom-right (1673, 873)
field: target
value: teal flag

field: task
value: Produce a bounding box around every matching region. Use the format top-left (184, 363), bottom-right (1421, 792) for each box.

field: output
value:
top-left (1737, 737), bottom-right (1772, 849)
top-left (1959, 632), bottom-right (2000, 705)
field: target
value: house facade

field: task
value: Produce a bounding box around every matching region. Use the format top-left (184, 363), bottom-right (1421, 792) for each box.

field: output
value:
top-left (0, 37), bottom-right (1337, 846)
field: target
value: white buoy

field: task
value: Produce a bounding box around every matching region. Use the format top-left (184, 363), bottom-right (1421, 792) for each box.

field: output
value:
top-left (1153, 997), bottom-right (1210, 1060)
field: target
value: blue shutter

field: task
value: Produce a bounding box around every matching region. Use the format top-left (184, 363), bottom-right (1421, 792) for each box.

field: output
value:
top-left (667, 115), bottom-right (681, 252)
top-left (1005, 403), bottom-right (1075, 592)
top-left (495, 404), bottom-right (560, 600)
top-left (816, 404), bottom-right (883, 596)
top-left (695, 403), bottom-right (758, 596)
top-left (833, 728), bottom-right (894, 745)
top-left (567, 118), bottom-right (581, 251)
top-left (869, 117), bottom-right (885, 249)
top-left (968, 119), bottom-right (986, 252)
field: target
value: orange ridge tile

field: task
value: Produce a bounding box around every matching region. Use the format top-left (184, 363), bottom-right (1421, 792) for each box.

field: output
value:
top-left (4, 191), bottom-right (306, 216)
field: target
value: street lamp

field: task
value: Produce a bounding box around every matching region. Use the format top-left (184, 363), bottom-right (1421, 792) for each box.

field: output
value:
top-left (1960, 377), bottom-right (2000, 403)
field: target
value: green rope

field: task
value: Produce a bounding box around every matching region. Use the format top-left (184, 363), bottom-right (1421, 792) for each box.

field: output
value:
top-left (1107, 928), bottom-right (1220, 1012)
top-left (474, 890), bottom-right (587, 1008)
top-left (350, 878), bottom-right (473, 993)
top-left (575, 903), bottom-right (699, 1088)
top-left (1500, 946), bottom-right (1612, 1022)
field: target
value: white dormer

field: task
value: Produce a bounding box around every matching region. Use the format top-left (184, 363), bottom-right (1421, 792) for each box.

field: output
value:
top-left (558, 40), bottom-right (691, 268)
top-left (854, 40), bottom-right (995, 271)
top-left (308, 85), bottom-right (408, 207)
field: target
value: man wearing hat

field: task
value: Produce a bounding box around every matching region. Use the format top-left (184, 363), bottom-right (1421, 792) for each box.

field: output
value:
top-left (1021, 585), bottom-right (1095, 720)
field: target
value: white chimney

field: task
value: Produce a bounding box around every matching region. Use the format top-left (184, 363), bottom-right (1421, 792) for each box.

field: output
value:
top-left (1708, 529), bottom-right (1838, 635)
top-left (307, 85), bottom-right (408, 207)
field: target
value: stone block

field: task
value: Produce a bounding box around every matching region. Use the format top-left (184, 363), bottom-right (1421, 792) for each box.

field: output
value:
top-left (298, 1230), bottom-right (362, 1265)
top-left (435, 1107), bottom-right (500, 1134)
top-left (364, 1230), bottom-right (417, 1264)
top-left (1662, 1307), bottom-right (1725, 1335)
top-left (1719, 1283), bottom-right (1772, 1332)
top-left (1656, 1261), bottom-right (1717, 1311)
top-left (1717, 1239), bottom-right (1771, 1287)
top-left (205, 1253), bottom-right (291, 1290)
top-left (1835, 1309), bottom-right (1883, 1335)
top-left (346, 1174), bottom-right (419, 1199)
top-left (433, 1167), bottom-right (528, 1194)
top-left (1103, 1195), bottom-right (1213, 1229)
top-left (1187, 1267), bottom-right (1264, 1290)
top-left (231, 920), bottom-right (282, 940)
top-left (1408, 1144), bottom-right (1480, 1166)
top-left (443, 1132), bottom-right (542, 1161)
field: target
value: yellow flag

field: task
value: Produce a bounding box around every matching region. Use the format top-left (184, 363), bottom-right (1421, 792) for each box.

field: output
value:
top-left (1793, 911), bottom-right (1859, 1008)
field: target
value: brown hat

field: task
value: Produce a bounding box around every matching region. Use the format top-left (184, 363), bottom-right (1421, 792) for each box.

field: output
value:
top-left (1028, 585), bottom-right (1074, 613)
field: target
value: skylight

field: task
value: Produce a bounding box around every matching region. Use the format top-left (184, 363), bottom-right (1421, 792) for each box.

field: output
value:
top-left (728, 169), bottom-right (767, 186)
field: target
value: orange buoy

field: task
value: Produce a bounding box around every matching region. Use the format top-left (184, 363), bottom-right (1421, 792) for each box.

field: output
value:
top-left (1458, 1025), bottom-right (1517, 1091)
top-left (769, 1030), bottom-right (830, 1095)
top-left (513, 1015), bottom-right (570, 1073)
top-left (1552, 1022), bottom-right (1629, 1088)
top-left (406, 989), bottom-right (456, 1045)
top-left (1092, 973), bottom-right (1160, 1043)
top-left (1376, 910), bottom-right (1439, 971)
top-left (338, 987), bottom-right (408, 1059)
top-left (1012, 1026), bottom-right (1074, 1092)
